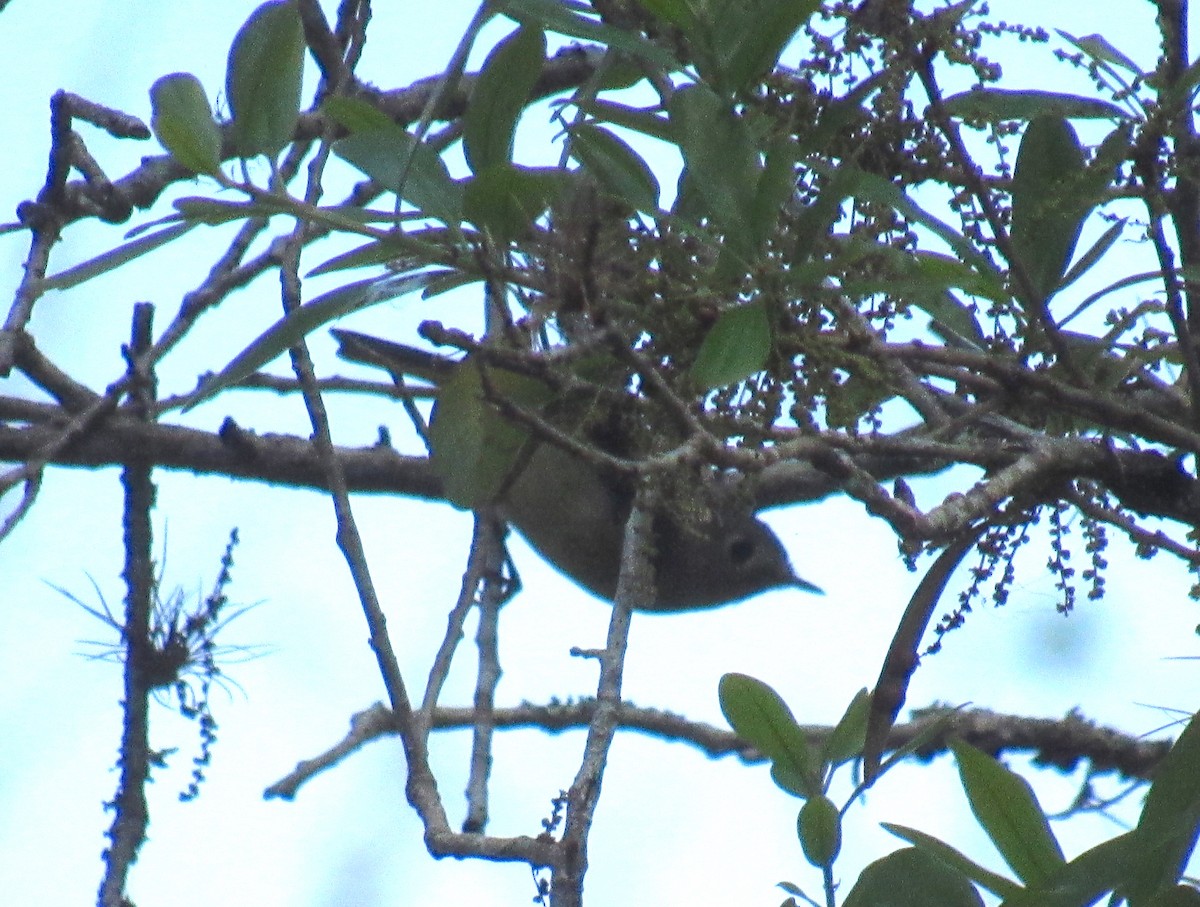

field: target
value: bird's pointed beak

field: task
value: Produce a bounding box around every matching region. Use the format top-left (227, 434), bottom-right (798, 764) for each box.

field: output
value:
top-left (793, 575), bottom-right (824, 595)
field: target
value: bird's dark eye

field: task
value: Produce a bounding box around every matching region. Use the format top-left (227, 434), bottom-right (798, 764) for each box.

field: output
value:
top-left (728, 535), bottom-right (756, 565)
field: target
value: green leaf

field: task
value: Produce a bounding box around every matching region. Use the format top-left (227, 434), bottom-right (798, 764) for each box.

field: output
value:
top-left (718, 673), bottom-right (818, 798)
top-left (1146, 886), bottom-right (1200, 907)
top-left (43, 223), bottom-right (195, 291)
top-left (306, 239), bottom-right (420, 277)
top-left (492, 0), bottom-right (680, 71)
top-left (940, 88), bottom-right (1130, 122)
top-left (713, 0), bottom-right (820, 94)
top-left (883, 823), bottom-right (1021, 900)
top-left (635, 0), bottom-right (695, 31)
top-left (226, 0), bottom-right (305, 160)
top-left (174, 193), bottom-right (386, 237)
top-left (798, 795), bottom-right (842, 868)
top-left (321, 95), bottom-right (394, 133)
top-left (749, 135), bottom-right (799, 250)
top-left (839, 248), bottom-right (1005, 334)
top-left (428, 364), bottom-right (552, 509)
top-left (870, 706), bottom-right (963, 781)
top-left (419, 269), bottom-right (484, 300)
top-left (175, 197), bottom-right (270, 225)
top-left (1057, 265), bottom-right (1200, 327)
top-left (1120, 707), bottom-right (1200, 903)
top-left (920, 292), bottom-right (988, 348)
top-left (180, 270), bottom-right (443, 411)
top-left (691, 301), bottom-right (771, 390)
top-left (576, 98), bottom-right (676, 144)
top-left (462, 164), bottom-right (567, 245)
top-left (333, 124), bottom-right (462, 224)
top-left (843, 848), bottom-right (984, 907)
top-left (569, 124), bottom-right (660, 213)
top-left (822, 688), bottom-right (870, 767)
top-left (149, 73), bottom-right (222, 175)
top-left (1000, 831), bottom-right (1144, 907)
top-left (463, 25), bottom-right (546, 174)
top-left (950, 739), bottom-right (1065, 885)
top-left (1010, 116), bottom-right (1087, 302)
top-left (1056, 218), bottom-right (1126, 296)
top-left (1056, 31), bottom-right (1143, 77)
top-left (849, 169), bottom-right (1003, 281)
top-left (669, 84), bottom-right (760, 256)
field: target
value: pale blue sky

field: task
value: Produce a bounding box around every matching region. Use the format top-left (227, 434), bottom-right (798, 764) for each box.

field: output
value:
top-left (0, 2), bottom-right (1197, 905)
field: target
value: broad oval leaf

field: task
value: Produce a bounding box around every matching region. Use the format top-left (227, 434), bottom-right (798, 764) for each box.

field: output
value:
top-left (799, 795), bottom-right (842, 868)
top-left (718, 673), bottom-right (818, 798)
top-left (950, 739), bottom-right (1065, 885)
top-left (691, 301), bottom-right (771, 390)
top-left (463, 25), bottom-right (546, 174)
top-left (226, 0), bottom-right (305, 160)
top-left (150, 73), bottom-right (222, 175)
top-left (844, 848), bottom-right (984, 907)
top-left (428, 364), bottom-right (551, 509)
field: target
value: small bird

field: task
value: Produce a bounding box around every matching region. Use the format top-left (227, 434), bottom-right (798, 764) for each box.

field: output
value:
top-left (332, 329), bottom-right (821, 611)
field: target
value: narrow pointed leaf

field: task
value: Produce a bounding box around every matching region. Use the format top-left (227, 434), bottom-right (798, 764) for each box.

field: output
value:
top-left (321, 95), bottom-right (394, 133)
top-left (849, 169), bottom-right (1004, 281)
top-left (1056, 31), bottom-right (1143, 77)
top-left (750, 135), bottom-right (799, 249)
top-left (718, 0), bottom-right (820, 93)
top-left (883, 823), bottom-right (1021, 899)
top-left (181, 271), bottom-right (443, 411)
top-left (569, 124), bottom-right (660, 213)
top-left (1120, 707), bottom-right (1200, 903)
top-left (493, 0), bottom-right (679, 70)
top-left (333, 124), bottom-right (462, 224)
top-left (576, 98), bottom-right (676, 144)
top-left (463, 25), bottom-right (546, 174)
top-left (43, 223), bottom-right (194, 290)
top-left (1000, 831), bottom-right (1144, 907)
top-left (940, 89), bottom-right (1129, 122)
top-left (823, 688), bottom-right (871, 767)
top-left (1056, 218), bottom-right (1126, 296)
